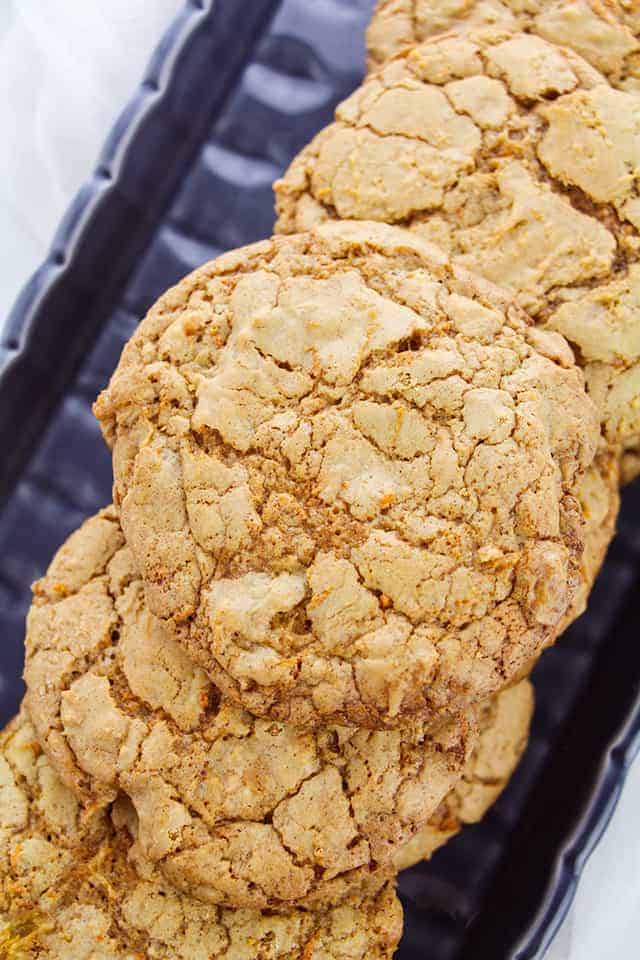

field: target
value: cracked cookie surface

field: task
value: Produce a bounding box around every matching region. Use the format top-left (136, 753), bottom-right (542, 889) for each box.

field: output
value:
top-left (0, 711), bottom-right (403, 959)
top-left (24, 506), bottom-right (476, 909)
top-left (366, 0), bottom-right (640, 91)
top-left (274, 37), bottom-right (640, 475)
top-left (394, 679), bottom-right (533, 871)
top-left (95, 223), bottom-right (597, 729)
top-left (560, 450), bottom-right (619, 630)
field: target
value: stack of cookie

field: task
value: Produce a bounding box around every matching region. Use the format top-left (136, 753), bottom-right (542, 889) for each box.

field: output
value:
top-left (2, 2), bottom-right (634, 955)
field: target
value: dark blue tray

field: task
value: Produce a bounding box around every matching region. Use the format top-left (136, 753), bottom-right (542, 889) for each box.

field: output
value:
top-left (1, 2), bottom-right (639, 957)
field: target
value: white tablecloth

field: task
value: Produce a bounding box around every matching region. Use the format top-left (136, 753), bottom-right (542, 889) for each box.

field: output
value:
top-left (0, 2), bottom-right (638, 956)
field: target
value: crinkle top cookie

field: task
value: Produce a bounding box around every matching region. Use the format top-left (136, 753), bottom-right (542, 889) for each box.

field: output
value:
top-left (274, 37), bottom-right (640, 475)
top-left (366, 0), bottom-right (640, 91)
top-left (394, 678), bottom-right (534, 871)
top-left (0, 712), bottom-right (403, 960)
top-left (95, 222), bottom-right (597, 729)
top-left (24, 507), bottom-right (476, 910)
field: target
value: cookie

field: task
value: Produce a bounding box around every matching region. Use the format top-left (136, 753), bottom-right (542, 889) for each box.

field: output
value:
top-left (0, 711), bottom-right (403, 960)
top-left (560, 450), bottom-right (619, 630)
top-left (24, 507), bottom-right (477, 909)
top-left (0, 713), bottom-right (107, 915)
top-left (366, 0), bottom-right (640, 91)
top-left (274, 35), bottom-right (640, 476)
top-left (94, 222), bottom-right (598, 730)
top-left (393, 679), bottom-right (533, 871)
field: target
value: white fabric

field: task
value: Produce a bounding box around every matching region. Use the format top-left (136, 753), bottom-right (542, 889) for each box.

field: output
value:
top-left (547, 758), bottom-right (640, 959)
top-left (0, 2), bottom-right (638, 957)
top-left (0, 0), bottom-right (179, 320)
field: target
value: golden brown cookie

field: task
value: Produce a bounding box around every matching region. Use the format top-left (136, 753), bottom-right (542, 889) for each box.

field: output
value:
top-left (559, 450), bottom-right (619, 630)
top-left (24, 507), bottom-right (477, 909)
top-left (366, 0), bottom-right (640, 91)
top-left (0, 711), bottom-right (404, 960)
top-left (393, 679), bottom-right (534, 871)
top-left (94, 222), bottom-right (597, 730)
top-left (274, 36), bottom-right (640, 477)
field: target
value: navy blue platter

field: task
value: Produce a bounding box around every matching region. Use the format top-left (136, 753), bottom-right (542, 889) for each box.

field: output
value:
top-left (1, 2), bottom-right (639, 957)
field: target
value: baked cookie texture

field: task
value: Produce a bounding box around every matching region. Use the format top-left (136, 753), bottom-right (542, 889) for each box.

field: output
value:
top-left (366, 0), bottom-right (640, 91)
top-left (561, 450), bottom-right (619, 629)
top-left (94, 222), bottom-right (598, 730)
top-left (393, 679), bottom-right (534, 871)
top-left (274, 34), bottom-right (640, 479)
top-left (24, 507), bottom-right (477, 910)
top-left (0, 711), bottom-right (403, 960)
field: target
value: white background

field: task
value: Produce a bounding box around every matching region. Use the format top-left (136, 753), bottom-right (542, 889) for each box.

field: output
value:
top-left (0, 2), bottom-right (638, 957)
